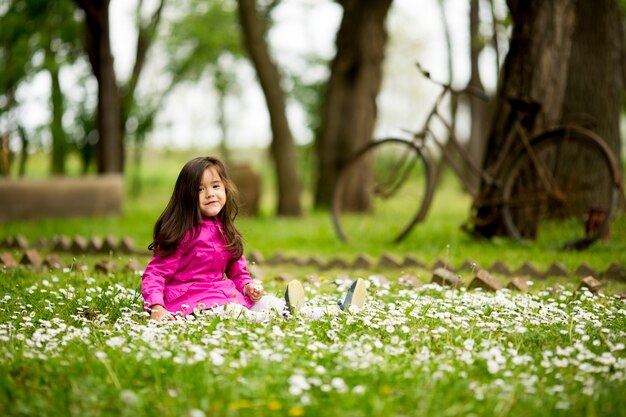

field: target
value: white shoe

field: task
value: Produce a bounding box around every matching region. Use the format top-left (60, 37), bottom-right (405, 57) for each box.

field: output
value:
top-left (340, 278), bottom-right (367, 312)
top-left (284, 280), bottom-right (305, 315)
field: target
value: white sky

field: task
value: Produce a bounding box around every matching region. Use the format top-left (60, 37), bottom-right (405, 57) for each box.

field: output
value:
top-left (10, 0), bottom-right (505, 150)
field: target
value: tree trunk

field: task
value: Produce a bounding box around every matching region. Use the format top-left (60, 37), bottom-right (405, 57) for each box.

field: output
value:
top-left (237, 0), bottom-right (302, 216)
top-left (464, 0), bottom-right (488, 195)
top-left (47, 57), bottom-right (67, 175)
top-left (562, 0), bottom-right (624, 174)
top-left (472, 0), bottom-right (577, 237)
top-left (75, 0), bottom-right (123, 173)
top-left (314, 0), bottom-right (393, 209)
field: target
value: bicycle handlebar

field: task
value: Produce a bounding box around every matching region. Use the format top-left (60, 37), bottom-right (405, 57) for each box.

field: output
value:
top-left (415, 62), bottom-right (489, 101)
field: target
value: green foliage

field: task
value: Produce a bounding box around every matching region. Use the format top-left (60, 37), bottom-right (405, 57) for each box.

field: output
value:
top-left (164, 0), bottom-right (244, 84)
top-left (0, 0), bottom-right (91, 172)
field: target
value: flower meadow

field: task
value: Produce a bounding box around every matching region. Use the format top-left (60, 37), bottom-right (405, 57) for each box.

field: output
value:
top-left (1, 266), bottom-right (625, 417)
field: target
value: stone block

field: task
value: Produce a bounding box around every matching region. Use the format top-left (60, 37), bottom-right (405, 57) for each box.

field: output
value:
top-left (488, 261), bottom-right (511, 276)
top-left (575, 262), bottom-right (599, 279)
top-left (578, 276), bottom-right (602, 295)
top-left (378, 252), bottom-right (403, 269)
top-left (432, 259), bottom-right (453, 271)
top-left (267, 251), bottom-right (285, 266)
top-left (88, 237), bottom-right (103, 253)
top-left (544, 262), bottom-right (569, 278)
top-left (95, 259), bottom-right (117, 274)
top-left (70, 236), bottom-right (89, 254)
top-left (43, 254), bottom-right (65, 270)
top-left (506, 277), bottom-right (529, 292)
top-left (14, 235), bottom-right (29, 250)
top-left (229, 163), bottom-right (261, 217)
top-left (125, 258), bottom-right (142, 272)
top-left (0, 253), bottom-right (18, 268)
top-left (0, 175), bottom-right (124, 221)
top-left (307, 256), bottom-right (327, 269)
top-left (431, 268), bottom-right (463, 288)
top-left (353, 254), bottom-right (375, 270)
top-left (603, 262), bottom-right (626, 282)
top-left (402, 255), bottom-right (426, 269)
top-left (100, 235), bottom-right (118, 253)
top-left (467, 269), bottom-right (502, 292)
top-left (53, 235), bottom-right (72, 252)
top-left (514, 262), bottom-right (542, 278)
top-left (247, 250), bottom-right (265, 265)
top-left (32, 237), bottom-right (49, 249)
top-left (326, 257), bottom-right (349, 269)
top-left (119, 237), bottom-right (136, 254)
top-left (0, 236), bottom-right (14, 248)
top-left (398, 274), bottom-right (422, 288)
top-left (20, 249), bottom-right (42, 268)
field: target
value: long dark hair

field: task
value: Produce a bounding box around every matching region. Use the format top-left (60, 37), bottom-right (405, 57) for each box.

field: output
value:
top-left (148, 156), bottom-right (244, 259)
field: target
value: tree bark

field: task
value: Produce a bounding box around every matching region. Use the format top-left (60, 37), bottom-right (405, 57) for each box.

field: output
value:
top-left (237, 0), bottom-right (302, 216)
top-left (47, 54), bottom-right (67, 175)
top-left (562, 0), bottom-right (624, 171)
top-left (472, 0), bottom-right (578, 237)
top-left (464, 0), bottom-right (488, 195)
top-left (314, 0), bottom-right (393, 209)
top-left (75, 0), bottom-right (123, 173)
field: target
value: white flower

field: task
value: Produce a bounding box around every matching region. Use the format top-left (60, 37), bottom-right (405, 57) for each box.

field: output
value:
top-left (352, 385), bottom-right (366, 394)
top-left (188, 409), bottom-right (206, 417)
top-left (106, 336), bottom-right (125, 348)
top-left (119, 389), bottom-right (139, 406)
top-left (487, 359), bottom-right (500, 374)
top-left (288, 374), bottom-right (311, 396)
top-left (330, 377), bottom-right (348, 393)
top-left (210, 350), bottom-right (225, 366)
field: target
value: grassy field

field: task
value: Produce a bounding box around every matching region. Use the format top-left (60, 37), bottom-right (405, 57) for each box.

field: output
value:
top-left (1, 149), bottom-right (625, 417)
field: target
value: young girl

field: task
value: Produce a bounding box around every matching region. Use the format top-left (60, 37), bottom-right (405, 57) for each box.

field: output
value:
top-left (142, 156), bottom-right (367, 322)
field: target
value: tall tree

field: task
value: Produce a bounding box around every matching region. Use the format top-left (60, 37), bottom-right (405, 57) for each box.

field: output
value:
top-left (237, 0), bottom-right (302, 216)
top-left (314, 0), bottom-right (393, 209)
top-left (471, 0), bottom-right (624, 237)
top-left (40, 0), bottom-right (83, 174)
top-left (0, 0), bottom-right (82, 175)
top-left (74, 0), bottom-right (123, 173)
top-left (562, 0), bottom-right (624, 165)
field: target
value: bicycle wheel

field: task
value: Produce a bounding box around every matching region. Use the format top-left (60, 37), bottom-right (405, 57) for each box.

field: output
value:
top-left (331, 138), bottom-right (434, 243)
top-left (501, 126), bottom-right (621, 250)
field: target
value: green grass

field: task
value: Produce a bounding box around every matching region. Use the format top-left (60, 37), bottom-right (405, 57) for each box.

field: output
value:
top-left (1, 149), bottom-right (625, 416)
top-left (0, 266), bottom-right (625, 417)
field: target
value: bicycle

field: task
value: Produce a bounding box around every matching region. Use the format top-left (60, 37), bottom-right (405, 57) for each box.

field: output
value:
top-left (331, 63), bottom-right (622, 250)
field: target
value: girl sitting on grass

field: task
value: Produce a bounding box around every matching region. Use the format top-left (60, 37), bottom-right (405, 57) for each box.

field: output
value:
top-left (142, 156), bottom-right (367, 322)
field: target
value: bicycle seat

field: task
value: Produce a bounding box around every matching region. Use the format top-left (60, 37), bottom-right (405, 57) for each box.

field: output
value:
top-left (507, 97), bottom-right (541, 116)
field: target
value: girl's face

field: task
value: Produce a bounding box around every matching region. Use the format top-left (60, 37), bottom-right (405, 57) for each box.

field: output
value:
top-left (198, 167), bottom-right (227, 218)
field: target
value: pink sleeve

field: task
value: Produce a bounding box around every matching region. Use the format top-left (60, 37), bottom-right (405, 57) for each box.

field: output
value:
top-left (226, 255), bottom-right (254, 293)
top-left (141, 245), bottom-right (184, 311)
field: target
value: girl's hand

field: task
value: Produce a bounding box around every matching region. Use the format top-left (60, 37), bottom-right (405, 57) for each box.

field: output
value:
top-left (244, 283), bottom-right (264, 302)
top-left (150, 304), bottom-right (172, 321)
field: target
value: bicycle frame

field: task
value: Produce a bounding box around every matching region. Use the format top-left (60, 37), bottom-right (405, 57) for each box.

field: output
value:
top-left (409, 64), bottom-right (494, 199)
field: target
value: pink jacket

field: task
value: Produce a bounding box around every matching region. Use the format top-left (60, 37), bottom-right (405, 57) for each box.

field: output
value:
top-left (142, 217), bottom-right (254, 316)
